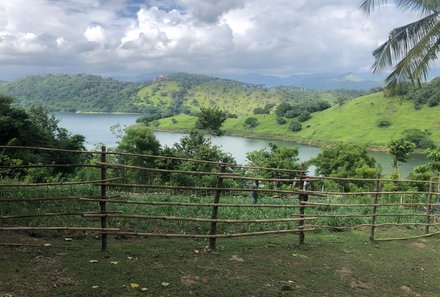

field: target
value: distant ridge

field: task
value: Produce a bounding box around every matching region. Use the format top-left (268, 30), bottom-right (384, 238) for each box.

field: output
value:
top-left (117, 71), bottom-right (381, 90)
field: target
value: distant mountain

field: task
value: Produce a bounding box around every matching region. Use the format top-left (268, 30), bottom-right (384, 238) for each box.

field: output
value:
top-left (219, 72), bottom-right (382, 90)
top-left (114, 71), bottom-right (381, 91)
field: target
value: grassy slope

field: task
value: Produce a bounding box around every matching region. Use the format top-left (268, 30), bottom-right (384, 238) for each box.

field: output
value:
top-left (136, 80), bottom-right (282, 115)
top-left (157, 93), bottom-right (440, 148)
top-left (2, 230), bottom-right (440, 297)
top-left (295, 93), bottom-right (440, 147)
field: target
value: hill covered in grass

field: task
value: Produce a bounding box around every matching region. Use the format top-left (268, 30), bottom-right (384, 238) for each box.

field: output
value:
top-left (0, 73), bottom-right (364, 115)
top-left (156, 92), bottom-right (440, 148)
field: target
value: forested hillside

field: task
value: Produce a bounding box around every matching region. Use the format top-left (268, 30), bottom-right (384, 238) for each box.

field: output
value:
top-left (0, 73), bottom-right (365, 115)
top-left (0, 74), bottom-right (143, 112)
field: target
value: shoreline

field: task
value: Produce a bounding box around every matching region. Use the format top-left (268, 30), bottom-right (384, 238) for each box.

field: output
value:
top-left (54, 112), bottom-right (423, 154)
top-left (152, 127), bottom-right (397, 153)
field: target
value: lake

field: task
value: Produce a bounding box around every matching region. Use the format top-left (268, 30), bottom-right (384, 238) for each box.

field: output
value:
top-left (54, 113), bottom-right (427, 176)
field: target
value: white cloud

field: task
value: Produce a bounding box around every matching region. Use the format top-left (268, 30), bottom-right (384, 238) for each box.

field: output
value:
top-left (0, 0), bottom-right (423, 79)
top-left (84, 25), bottom-right (106, 42)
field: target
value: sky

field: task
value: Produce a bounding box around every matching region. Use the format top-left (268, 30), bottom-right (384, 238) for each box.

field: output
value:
top-left (0, 0), bottom-right (420, 80)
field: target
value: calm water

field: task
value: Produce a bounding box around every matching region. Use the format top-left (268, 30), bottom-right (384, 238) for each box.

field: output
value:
top-left (54, 113), bottom-right (427, 176)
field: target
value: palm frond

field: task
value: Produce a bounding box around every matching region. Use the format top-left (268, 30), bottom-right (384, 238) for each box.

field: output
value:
top-left (371, 13), bottom-right (439, 72)
top-left (360, 0), bottom-right (440, 15)
top-left (383, 18), bottom-right (440, 95)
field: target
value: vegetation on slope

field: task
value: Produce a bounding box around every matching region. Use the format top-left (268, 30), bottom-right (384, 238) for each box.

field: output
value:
top-left (0, 73), bottom-right (364, 116)
top-left (155, 92), bottom-right (440, 148)
top-left (0, 74), bottom-right (143, 113)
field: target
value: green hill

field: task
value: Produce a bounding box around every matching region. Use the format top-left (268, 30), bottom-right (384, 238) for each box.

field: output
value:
top-left (0, 74), bottom-right (143, 112)
top-left (0, 73), bottom-right (363, 115)
top-left (156, 92), bottom-right (440, 148)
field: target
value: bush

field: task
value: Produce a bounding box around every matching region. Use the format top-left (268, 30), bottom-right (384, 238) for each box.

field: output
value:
top-left (276, 117), bottom-right (286, 125)
top-left (297, 111), bottom-right (311, 122)
top-left (285, 110), bottom-right (300, 118)
top-left (403, 129), bottom-right (435, 149)
top-left (377, 119), bottom-right (391, 128)
top-left (244, 117), bottom-right (259, 128)
top-left (427, 96), bottom-right (440, 107)
top-left (253, 107), bottom-right (269, 115)
top-left (289, 120), bottom-right (302, 132)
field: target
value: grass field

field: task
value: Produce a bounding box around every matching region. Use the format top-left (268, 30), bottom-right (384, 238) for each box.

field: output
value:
top-left (156, 92), bottom-right (440, 149)
top-left (1, 229), bottom-right (440, 297)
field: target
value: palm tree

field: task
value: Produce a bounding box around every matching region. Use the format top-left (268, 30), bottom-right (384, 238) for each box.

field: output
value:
top-left (360, 0), bottom-right (440, 96)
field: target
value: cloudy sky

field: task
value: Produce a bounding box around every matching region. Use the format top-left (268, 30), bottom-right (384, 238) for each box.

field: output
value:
top-left (0, 0), bottom-right (419, 80)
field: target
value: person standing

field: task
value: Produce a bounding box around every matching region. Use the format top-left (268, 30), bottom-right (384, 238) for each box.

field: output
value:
top-left (252, 179), bottom-right (259, 204)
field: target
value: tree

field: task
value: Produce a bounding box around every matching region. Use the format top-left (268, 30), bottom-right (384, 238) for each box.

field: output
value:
top-left (410, 147), bottom-right (440, 183)
top-left (311, 144), bottom-right (378, 191)
top-left (116, 124), bottom-right (161, 183)
top-left (168, 130), bottom-right (234, 186)
top-left (289, 120), bottom-right (302, 132)
top-left (195, 106), bottom-right (226, 136)
top-left (246, 143), bottom-right (302, 185)
top-left (360, 0), bottom-right (440, 96)
top-left (297, 111), bottom-right (311, 122)
top-left (388, 138), bottom-right (416, 178)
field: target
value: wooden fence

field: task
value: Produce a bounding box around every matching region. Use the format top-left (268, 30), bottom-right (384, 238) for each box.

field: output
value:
top-left (1, 145), bottom-right (440, 251)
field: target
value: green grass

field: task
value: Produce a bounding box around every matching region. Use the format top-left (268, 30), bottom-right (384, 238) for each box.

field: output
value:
top-left (155, 93), bottom-right (440, 148)
top-left (1, 229), bottom-right (440, 297)
top-left (295, 93), bottom-right (440, 147)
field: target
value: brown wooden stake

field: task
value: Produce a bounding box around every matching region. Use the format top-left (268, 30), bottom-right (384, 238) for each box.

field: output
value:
top-left (370, 174), bottom-right (381, 241)
top-left (298, 167), bottom-right (306, 245)
top-left (209, 160), bottom-right (226, 250)
top-left (100, 146), bottom-right (108, 252)
top-left (425, 178), bottom-right (434, 234)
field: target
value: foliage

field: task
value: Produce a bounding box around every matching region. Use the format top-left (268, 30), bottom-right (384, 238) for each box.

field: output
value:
top-left (388, 138), bottom-right (416, 178)
top-left (253, 107), bottom-right (269, 115)
top-left (297, 111), bottom-right (311, 122)
top-left (115, 124), bottom-right (161, 183)
top-left (0, 74), bottom-right (143, 112)
top-left (0, 95), bottom-right (86, 178)
top-left (404, 77), bottom-right (440, 108)
top-left (195, 106), bottom-right (226, 136)
top-left (244, 117), bottom-right (259, 128)
top-left (410, 147), bottom-right (440, 181)
top-left (310, 144), bottom-right (378, 191)
top-left (289, 120), bottom-right (302, 132)
top-left (376, 119), bottom-right (391, 128)
top-left (402, 129), bottom-right (435, 149)
top-left (360, 0), bottom-right (440, 95)
top-left (276, 117), bottom-right (287, 125)
top-left (246, 143), bottom-right (302, 184)
top-left (164, 130), bottom-right (235, 186)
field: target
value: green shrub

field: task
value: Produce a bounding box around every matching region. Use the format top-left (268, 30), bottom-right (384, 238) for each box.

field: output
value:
top-left (244, 117), bottom-right (259, 128)
top-left (276, 117), bottom-right (286, 125)
top-left (377, 119), bottom-right (392, 128)
top-left (297, 111), bottom-right (311, 122)
top-left (289, 120), bottom-right (302, 132)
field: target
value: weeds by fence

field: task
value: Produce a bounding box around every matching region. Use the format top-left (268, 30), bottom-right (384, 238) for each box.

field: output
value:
top-left (1, 145), bottom-right (440, 251)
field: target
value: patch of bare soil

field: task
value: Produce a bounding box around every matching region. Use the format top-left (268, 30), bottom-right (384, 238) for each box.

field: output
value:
top-left (410, 242), bottom-right (427, 249)
top-left (181, 275), bottom-right (200, 287)
top-left (336, 266), bottom-right (371, 290)
top-left (400, 285), bottom-right (422, 296)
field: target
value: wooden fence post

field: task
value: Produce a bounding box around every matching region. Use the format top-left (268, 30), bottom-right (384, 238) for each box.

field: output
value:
top-left (369, 173), bottom-right (381, 241)
top-left (424, 178), bottom-right (434, 235)
top-left (209, 160), bottom-right (226, 250)
top-left (298, 167), bottom-right (306, 245)
top-left (100, 146), bottom-right (108, 252)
